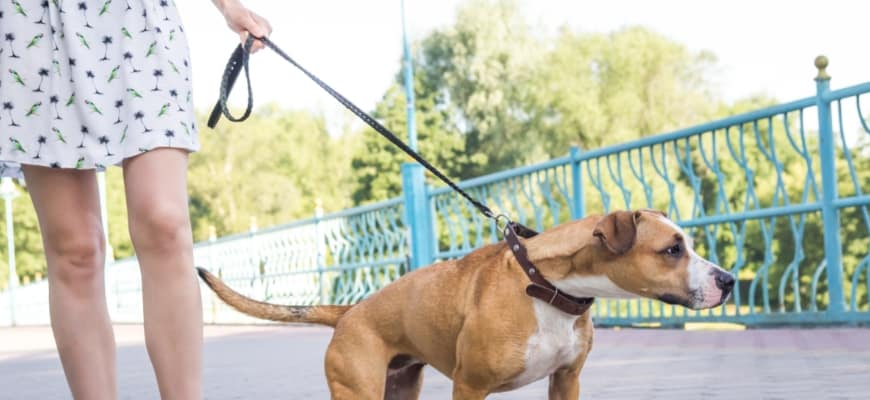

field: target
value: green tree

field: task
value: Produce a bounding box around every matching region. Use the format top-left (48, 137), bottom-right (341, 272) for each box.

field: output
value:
top-left (188, 107), bottom-right (360, 240)
top-left (417, 0), bottom-right (546, 177)
top-left (532, 26), bottom-right (718, 153)
top-left (350, 83), bottom-right (473, 204)
top-left (0, 185), bottom-right (45, 288)
top-left (351, 0), bottom-right (723, 205)
top-left (352, 0), bottom-right (540, 203)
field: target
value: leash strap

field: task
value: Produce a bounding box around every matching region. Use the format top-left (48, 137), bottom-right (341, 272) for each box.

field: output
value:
top-left (504, 222), bottom-right (594, 316)
top-left (208, 36), bottom-right (497, 221)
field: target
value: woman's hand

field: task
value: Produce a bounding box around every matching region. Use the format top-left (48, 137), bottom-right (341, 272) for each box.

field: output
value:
top-left (213, 0), bottom-right (273, 53)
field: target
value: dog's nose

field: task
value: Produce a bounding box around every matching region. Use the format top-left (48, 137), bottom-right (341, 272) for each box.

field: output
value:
top-left (715, 272), bottom-right (735, 291)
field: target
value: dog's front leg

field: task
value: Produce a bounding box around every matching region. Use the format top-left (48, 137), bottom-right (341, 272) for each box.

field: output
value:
top-left (547, 367), bottom-right (581, 400)
top-left (550, 321), bottom-right (593, 399)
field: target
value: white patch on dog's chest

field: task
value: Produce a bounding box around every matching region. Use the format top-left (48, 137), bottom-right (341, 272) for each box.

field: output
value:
top-left (552, 275), bottom-right (640, 298)
top-left (509, 301), bottom-right (585, 389)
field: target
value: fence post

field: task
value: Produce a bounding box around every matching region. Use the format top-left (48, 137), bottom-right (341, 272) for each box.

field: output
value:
top-left (315, 200), bottom-right (329, 305)
top-left (1, 178), bottom-right (19, 327)
top-left (814, 55), bottom-right (846, 314)
top-left (570, 146), bottom-right (585, 220)
top-left (402, 163), bottom-right (434, 270)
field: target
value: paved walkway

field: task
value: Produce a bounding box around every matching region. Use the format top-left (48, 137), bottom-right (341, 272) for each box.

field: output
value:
top-left (1, 324), bottom-right (868, 399)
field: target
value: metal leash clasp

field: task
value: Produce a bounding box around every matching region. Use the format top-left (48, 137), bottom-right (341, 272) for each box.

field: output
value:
top-left (495, 214), bottom-right (512, 238)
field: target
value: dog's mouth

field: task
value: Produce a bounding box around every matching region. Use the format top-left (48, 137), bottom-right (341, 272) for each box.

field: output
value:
top-left (657, 293), bottom-right (693, 308)
top-left (659, 287), bottom-right (733, 310)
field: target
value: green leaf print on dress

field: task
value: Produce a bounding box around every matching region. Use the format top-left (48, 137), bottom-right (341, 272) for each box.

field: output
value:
top-left (0, 0), bottom-right (200, 177)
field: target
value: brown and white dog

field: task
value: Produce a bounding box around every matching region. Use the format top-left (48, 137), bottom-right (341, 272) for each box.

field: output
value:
top-left (197, 209), bottom-right (735, 399)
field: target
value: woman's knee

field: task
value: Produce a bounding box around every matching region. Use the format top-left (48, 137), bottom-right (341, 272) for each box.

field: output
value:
top-left (46, 229), bottom-right (106, 288)
top-left (128, 202), bottom-right (192, 252)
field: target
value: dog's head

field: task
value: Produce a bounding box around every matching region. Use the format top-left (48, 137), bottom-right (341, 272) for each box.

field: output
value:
top-left (567, 209), bottom-right (734, 310)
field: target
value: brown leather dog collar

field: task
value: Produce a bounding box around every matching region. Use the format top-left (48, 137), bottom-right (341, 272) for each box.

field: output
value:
top-left (504, 222), bottom-right (595, 316)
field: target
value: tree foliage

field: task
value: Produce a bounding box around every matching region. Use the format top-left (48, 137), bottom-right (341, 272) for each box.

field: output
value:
top-left (187, 104), bottom-right (361, 240)
top-left (351, 0), bottom-right (721, 201)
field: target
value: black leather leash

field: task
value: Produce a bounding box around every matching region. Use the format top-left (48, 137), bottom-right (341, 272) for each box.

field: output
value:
top-left (208, 36), bottom-right (495, 222)
top-left (208, 36), bottom-right (594, 315)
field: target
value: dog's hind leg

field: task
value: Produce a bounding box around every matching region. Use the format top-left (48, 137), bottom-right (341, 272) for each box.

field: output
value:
top-left (325, 332), bottom-right (389, 400)
top-left (384, 361), bottom-right (425, 400)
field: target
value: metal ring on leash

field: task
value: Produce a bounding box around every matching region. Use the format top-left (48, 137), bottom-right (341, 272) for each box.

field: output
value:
top-left (495, 214), bottom-right (512, 235)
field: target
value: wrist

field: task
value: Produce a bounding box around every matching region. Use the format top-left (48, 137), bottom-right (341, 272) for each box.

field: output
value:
top-left (213, 0), bottom-right (241, 13)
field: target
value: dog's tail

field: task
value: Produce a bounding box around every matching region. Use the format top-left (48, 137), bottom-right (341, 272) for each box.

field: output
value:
top-left (196, 267), bottom-right (350, 327)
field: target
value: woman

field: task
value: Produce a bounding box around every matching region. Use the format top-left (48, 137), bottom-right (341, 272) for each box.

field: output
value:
top-left (0, 0), bottom-right (270, 398)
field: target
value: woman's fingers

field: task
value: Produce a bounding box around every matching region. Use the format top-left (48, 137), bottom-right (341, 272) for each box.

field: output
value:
top-left (223, 4), bottom-right (272, 53)
top-left (239, 31), bottom-right (265, 53)
top-left (250, 11), bottom-right (273, 36)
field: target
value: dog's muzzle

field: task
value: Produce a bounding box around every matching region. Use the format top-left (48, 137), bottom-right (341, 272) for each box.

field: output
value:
top-left (714, 269), bottom-right (736, 303)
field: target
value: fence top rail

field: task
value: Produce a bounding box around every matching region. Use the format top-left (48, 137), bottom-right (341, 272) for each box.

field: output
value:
top-left (427, 155), bottom-right (573, 196)
top-left (426, 99), bottom-right (820, 197)
top-left (104, 195), bottom-right (404, 267)
top-left (172, 197), bottom-right (402, 252)
top-left (824, 82), bottom-right (870, 102)
top-left (573, 95), bottom-right (818, 160)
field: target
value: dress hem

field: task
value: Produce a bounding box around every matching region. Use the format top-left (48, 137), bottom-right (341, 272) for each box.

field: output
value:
top-left (0, 144), bottom-right (200, 179)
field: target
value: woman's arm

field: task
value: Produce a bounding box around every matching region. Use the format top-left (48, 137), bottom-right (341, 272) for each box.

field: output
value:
top-left (211, 0), bottom-right (273, 52)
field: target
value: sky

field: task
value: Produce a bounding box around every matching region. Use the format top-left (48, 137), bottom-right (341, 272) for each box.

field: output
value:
top-left (177, 0), bottom-right (869, 134)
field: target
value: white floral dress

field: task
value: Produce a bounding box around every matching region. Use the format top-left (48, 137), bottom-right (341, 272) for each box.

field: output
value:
top-left (0, 0), bottom-right (199, 178)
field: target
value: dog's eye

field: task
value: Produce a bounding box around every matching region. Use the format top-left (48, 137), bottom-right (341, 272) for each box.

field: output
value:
top-left (664, 244), bottom-right (682, 257)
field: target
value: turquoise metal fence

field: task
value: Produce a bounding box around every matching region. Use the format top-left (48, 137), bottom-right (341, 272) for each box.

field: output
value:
top-left (426, 57), bottom-right (870, 326)
top-left (0, 57), bottom-right (867, 327)
top-left (191, 198), bottom-right (409, 324)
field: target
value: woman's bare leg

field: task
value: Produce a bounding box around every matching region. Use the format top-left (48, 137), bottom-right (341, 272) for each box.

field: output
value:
top-left (123, 148), bottom-right (202, 399)
top-left (22, 165), bottom-right (116, 400)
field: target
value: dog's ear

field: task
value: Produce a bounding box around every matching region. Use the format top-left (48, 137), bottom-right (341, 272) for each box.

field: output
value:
top-left (592, 210), bottom-right (639, 255)
top-left (638, 208), bottom-right (667, 218)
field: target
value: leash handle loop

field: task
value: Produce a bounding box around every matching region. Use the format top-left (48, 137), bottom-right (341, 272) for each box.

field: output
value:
top-left (208, 36), bottom-right (256, 129)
